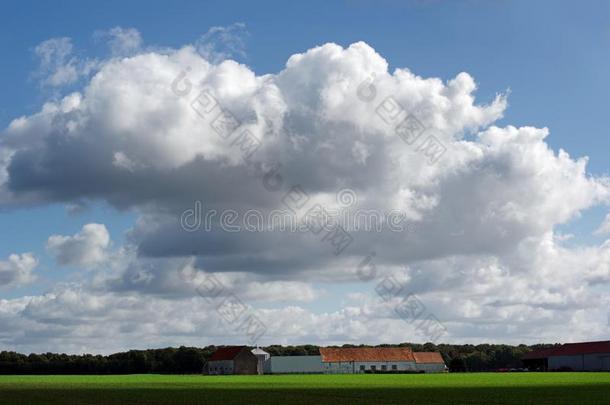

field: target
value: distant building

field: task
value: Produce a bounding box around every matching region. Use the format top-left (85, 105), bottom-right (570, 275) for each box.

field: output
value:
top-left (318, 347), bottom-right (445, 374)
top-left (206, 346), bottom-right (446, 375)
top-left (263, 355), bottom-right (323, 374)
top-left (320, 347), bottom-right (416, 373)
top-left (206, 346), bottom-right (261, 375)
top-left (522, 340), bottom-right (610, 371)
top-left (413, 352), bottom-right (447, 373)
top-left (251, 347), bottom-right (270, 374)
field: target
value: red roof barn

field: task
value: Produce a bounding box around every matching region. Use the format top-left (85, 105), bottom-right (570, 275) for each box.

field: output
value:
top-left (522, 340), bottom-right (610, 371)
top-left (206, 346), bottom-right (260, 375)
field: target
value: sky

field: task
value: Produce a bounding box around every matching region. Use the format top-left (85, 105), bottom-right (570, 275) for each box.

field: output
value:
top-left (1, 0), bottom-right (610, 354)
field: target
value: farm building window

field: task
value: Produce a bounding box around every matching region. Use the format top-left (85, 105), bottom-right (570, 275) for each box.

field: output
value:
top-left (381, 365), bottom-right (387, 371)
top-left (371, 365), bottom-right (376, 371)
top-left (359, 365), bottom-right (365, 371)
top-left (392, 365), bottom-right (397, 370)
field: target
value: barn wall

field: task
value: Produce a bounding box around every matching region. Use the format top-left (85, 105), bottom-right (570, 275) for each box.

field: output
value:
top-left (549, 353), bottom-right (610, 371)
top-left (234, 350), bottom-right (259, 375)
top-left (584, 353), bottom-right (610, 371)
top-left (323, 361), bottom-right (416, 374)
top-left (602, 356), bottom-right (610, 371)
top-left (354, 361), bottom-right (416, 373)
top-left (207, 360), bottom-right (234, 375)
top-left (416, 363), bottom-right (446, 373)
top-left (264, 356), bottom-right (323, 374)
top-left (549, 355), bottom-right (584, 371)
top-left (323, 361), bottom-right (354, 374)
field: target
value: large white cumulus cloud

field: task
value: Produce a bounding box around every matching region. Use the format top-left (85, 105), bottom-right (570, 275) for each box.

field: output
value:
top-left (1, 33), bottom-right (610, 351)
top-left (1, 42), bottom-right (507, 205)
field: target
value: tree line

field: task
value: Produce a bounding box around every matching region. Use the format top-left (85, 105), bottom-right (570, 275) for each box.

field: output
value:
top-left (0, 343), bottom-right (558, 374)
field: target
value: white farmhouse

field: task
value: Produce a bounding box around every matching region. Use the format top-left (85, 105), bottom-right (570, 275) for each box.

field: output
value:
top-left (320, 347), bottom-right (417, 373)
top-left (318, 347), bottom-right (447, 374)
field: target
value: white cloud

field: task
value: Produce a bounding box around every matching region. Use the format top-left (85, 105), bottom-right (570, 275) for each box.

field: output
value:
top-left (0, 253), bottom-right (37, 288)
top-left (196, 22), bottom-right (248, 63)
top-left (1, 38), bottom-right (610, 347)
top-left (91, 249), bottom-right (320, 303)
top-left (95, 27), bottom-right (142, 57)
top-left (0, 269), bottom-right (606, 354)
top-left (33, 38), bottom-right (97, 87)
top-left (595, 213), bottom-right (610, 235)
top-left (46, 223), bottom-right (110, 268)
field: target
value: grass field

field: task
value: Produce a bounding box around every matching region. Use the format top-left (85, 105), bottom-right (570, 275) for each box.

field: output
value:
top-left (1, 373), bottom-right (610, 404)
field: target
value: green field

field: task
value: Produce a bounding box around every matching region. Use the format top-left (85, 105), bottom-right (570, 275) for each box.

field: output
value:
top-left (1, 373), bottom-right (609, 404)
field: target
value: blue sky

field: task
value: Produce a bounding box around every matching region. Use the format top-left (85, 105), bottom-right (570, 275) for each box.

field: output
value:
top-left (1, 0), bottom-right (610, 352)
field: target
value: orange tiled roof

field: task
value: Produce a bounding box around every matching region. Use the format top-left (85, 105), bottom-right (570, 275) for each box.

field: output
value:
top-left (413, 352), bottom-right (445, 364)
top-left (320, 347), bottom-right (415, 362)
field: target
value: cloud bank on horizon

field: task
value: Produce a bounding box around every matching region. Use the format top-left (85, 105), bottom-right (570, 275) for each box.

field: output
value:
top-left (1, 26), bottom-right (610, 354)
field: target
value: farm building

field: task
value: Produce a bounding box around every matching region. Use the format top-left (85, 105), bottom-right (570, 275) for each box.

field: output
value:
top-left (206, 346), bottom-right (446, 375)
top-left (319, 347), bottom-right (444, 374)
top-left (263, 355), bottom-right (323, 374)
top-left (252, 347), bottom-right (270, 374)
top-left (413, 352), bottom-right (447, 373)
top-left (522, 340), bottom-right (610, 371)
top-left (206, 346), bottom-right (266, 375)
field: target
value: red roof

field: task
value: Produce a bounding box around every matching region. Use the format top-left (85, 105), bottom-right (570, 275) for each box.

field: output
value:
top-left (413, 352), bottom-right (445, 364)
top-left (522, 347), bottom-right (560, 360)
top-left (209, 346), bottom-right (247, 361)
top-left (554, 340), bottom-right (610, 356)
top-left (523, 341), bottom-right (610, 359)
top-left (320, 347), bottom-right (415, 362)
